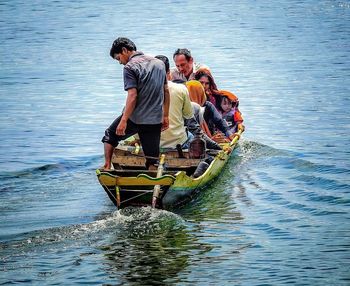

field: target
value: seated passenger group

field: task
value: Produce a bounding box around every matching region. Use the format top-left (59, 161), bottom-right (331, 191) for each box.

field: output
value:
top-left (159, 48), bottom-right (244, 150)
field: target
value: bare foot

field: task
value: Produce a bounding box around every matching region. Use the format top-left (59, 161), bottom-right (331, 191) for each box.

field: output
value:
top-left (102, 162), bottom-right (111, 170)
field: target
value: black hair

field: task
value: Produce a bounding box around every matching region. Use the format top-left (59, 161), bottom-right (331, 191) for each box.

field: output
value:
top-left (217, 96), bottom-right (239, 113)
top-left (110, 37), bottom-right (137, 58)
top-left (173, 48), bottom-right (192, 61)
top-left (155, 55), bottom-right (170, 73)
top-left (172, 79), bottom-right (186, 84)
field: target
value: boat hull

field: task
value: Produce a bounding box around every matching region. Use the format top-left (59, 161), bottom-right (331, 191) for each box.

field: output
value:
top-left (96, 130), bottom-right (242, 210)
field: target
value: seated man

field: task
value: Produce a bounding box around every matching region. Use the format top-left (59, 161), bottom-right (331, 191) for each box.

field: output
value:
top-left (170, 48), bottom-right (209, 82)
top-left (155, 55), bottom-right (194, 149)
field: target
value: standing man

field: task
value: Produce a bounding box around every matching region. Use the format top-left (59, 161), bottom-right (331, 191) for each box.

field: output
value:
top-left (102, 37), bottom-right (169, 170)
top-left (170, 48), bottom-right (209, 82)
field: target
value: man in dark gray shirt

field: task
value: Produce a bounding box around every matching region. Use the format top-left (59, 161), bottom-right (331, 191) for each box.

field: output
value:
top-left (102, 37), bottom-right (170, 170)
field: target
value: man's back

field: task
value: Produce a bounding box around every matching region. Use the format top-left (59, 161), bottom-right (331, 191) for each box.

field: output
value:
top-left (124, 52), bottom-right (166, 124)
top-left (160, 81), bottom-right (193, 148)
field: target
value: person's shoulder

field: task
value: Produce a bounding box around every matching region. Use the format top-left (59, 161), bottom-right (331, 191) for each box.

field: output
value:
top-left (204, 101), bottom-right (221, 115)
top-left (125, 53), bottom-right (141, 69)
top-left (228, 108), bottom-right (236, 115)
top-left (194, 62), bottom-right (210, 71)
top-left (191, 101), bottom-right (201, 110)
top-left (126, 52), bottom-right (148, 64)
top-left (170, 67), bottom-right (179, 75)
top-left (204, 101), bottom-right (215, 108)
top-left (170, 68), bottom-right (186, 82)
top-left (152, 57), bottom-right (167, 70)
top-left (128, 51), bottom-right (145, 60)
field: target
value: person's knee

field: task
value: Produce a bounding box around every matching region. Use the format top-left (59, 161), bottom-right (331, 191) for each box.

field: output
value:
top-left (102, 128), bottom-right (119, 147)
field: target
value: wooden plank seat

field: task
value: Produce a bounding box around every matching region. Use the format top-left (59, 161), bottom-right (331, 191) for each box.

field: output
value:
top-left (112, 153), bottom-right (203, 169)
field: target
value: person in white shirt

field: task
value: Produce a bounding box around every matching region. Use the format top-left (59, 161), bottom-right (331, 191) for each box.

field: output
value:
top-left (155, 55), bottom-right (194, 149)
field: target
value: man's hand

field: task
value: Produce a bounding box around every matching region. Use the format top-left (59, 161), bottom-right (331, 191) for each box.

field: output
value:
top-left (161, 116), bottom-right (169, 131)
top-left (116, 118), bottom-right (127, 135)
top-left (213, 132), bottom-right (230, 143)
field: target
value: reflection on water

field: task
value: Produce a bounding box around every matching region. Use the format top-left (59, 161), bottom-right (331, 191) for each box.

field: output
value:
top-left (100, 208), bottom-right (192, 285)
top-left (0, 208), bottom-right (211, 285)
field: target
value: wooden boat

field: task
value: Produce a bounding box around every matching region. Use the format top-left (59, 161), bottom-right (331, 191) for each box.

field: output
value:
top-left (96, 129), bottom-right (243, 210)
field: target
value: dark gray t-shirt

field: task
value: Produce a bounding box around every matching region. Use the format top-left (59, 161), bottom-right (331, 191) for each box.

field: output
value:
top-left (123, 52), bottom-right (167, 124)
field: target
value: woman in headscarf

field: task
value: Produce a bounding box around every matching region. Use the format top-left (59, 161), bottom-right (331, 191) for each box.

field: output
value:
top-left (194, 68), bottom-right (221, 109)
top-left (185, 80), bottom-right (234, 140)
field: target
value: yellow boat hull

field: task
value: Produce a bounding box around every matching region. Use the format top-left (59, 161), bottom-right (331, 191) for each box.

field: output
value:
top-left (96, 130), bottom-right (242, 210)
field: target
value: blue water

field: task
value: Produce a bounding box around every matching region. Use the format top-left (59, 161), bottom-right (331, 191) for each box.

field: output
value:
top-left (1, 0), bottom-right (350, 285)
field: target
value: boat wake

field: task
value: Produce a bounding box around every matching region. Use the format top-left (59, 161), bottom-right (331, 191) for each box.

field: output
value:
top-left (0, 207), bottom-right (183, 256)
top-left (229, 139), bottom-right (350, 216)
top-left (0, 154), bottom-right (102, 181)
top-left (236, 139), bottom-right (350, 178)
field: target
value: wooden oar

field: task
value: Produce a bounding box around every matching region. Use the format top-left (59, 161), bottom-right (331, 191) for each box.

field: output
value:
top-left (152, 154), bottom-right (166, 208)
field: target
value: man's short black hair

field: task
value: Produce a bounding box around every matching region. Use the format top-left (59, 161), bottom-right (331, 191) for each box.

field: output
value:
top-left (173, 48), bottom-right (192, 61)
top-left (110, 37), bottom-right (137, 58)
top-left (155, 55), bottom-right (169, 73)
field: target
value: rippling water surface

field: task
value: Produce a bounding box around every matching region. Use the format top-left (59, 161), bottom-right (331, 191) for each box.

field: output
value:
top-left (1, 0), bottom-right (349, 285)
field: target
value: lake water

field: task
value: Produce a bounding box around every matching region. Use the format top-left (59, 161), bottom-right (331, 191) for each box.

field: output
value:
top-left (1, 0), bottom-right (349, 285)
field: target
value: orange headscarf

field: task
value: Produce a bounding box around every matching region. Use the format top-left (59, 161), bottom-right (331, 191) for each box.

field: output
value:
top-left (185, 80), bottom-right (207, 106)
top-left (217, 90), bottom-right (239, 104)
top-left (186, 80), bottom-right (212, 137)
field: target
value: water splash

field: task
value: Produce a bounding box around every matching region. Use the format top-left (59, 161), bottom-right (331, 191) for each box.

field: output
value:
top-left (0, 207), bottom-right (183, 254)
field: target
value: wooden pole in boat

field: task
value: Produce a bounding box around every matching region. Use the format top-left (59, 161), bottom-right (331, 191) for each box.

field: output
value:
top-left (134, 142), bottom-right (140, 155)
top-left (152, 154), bottom-right (166, 208)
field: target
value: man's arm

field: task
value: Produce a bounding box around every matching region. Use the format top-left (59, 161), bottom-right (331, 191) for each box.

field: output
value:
top-left (116, 88), bottom-right (137, 135)
top-left (205, 101), bottom-right (233, 138)
top-left (184, 117), bottom-right (221, 150)
top-left (162, 83), bottom-right (170, 131)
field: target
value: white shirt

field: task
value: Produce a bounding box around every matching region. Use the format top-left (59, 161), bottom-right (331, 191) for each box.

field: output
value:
top-left (160, 81), bottom-right (193, 148)
top-left (170, 62), bottom-right (209, 82)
